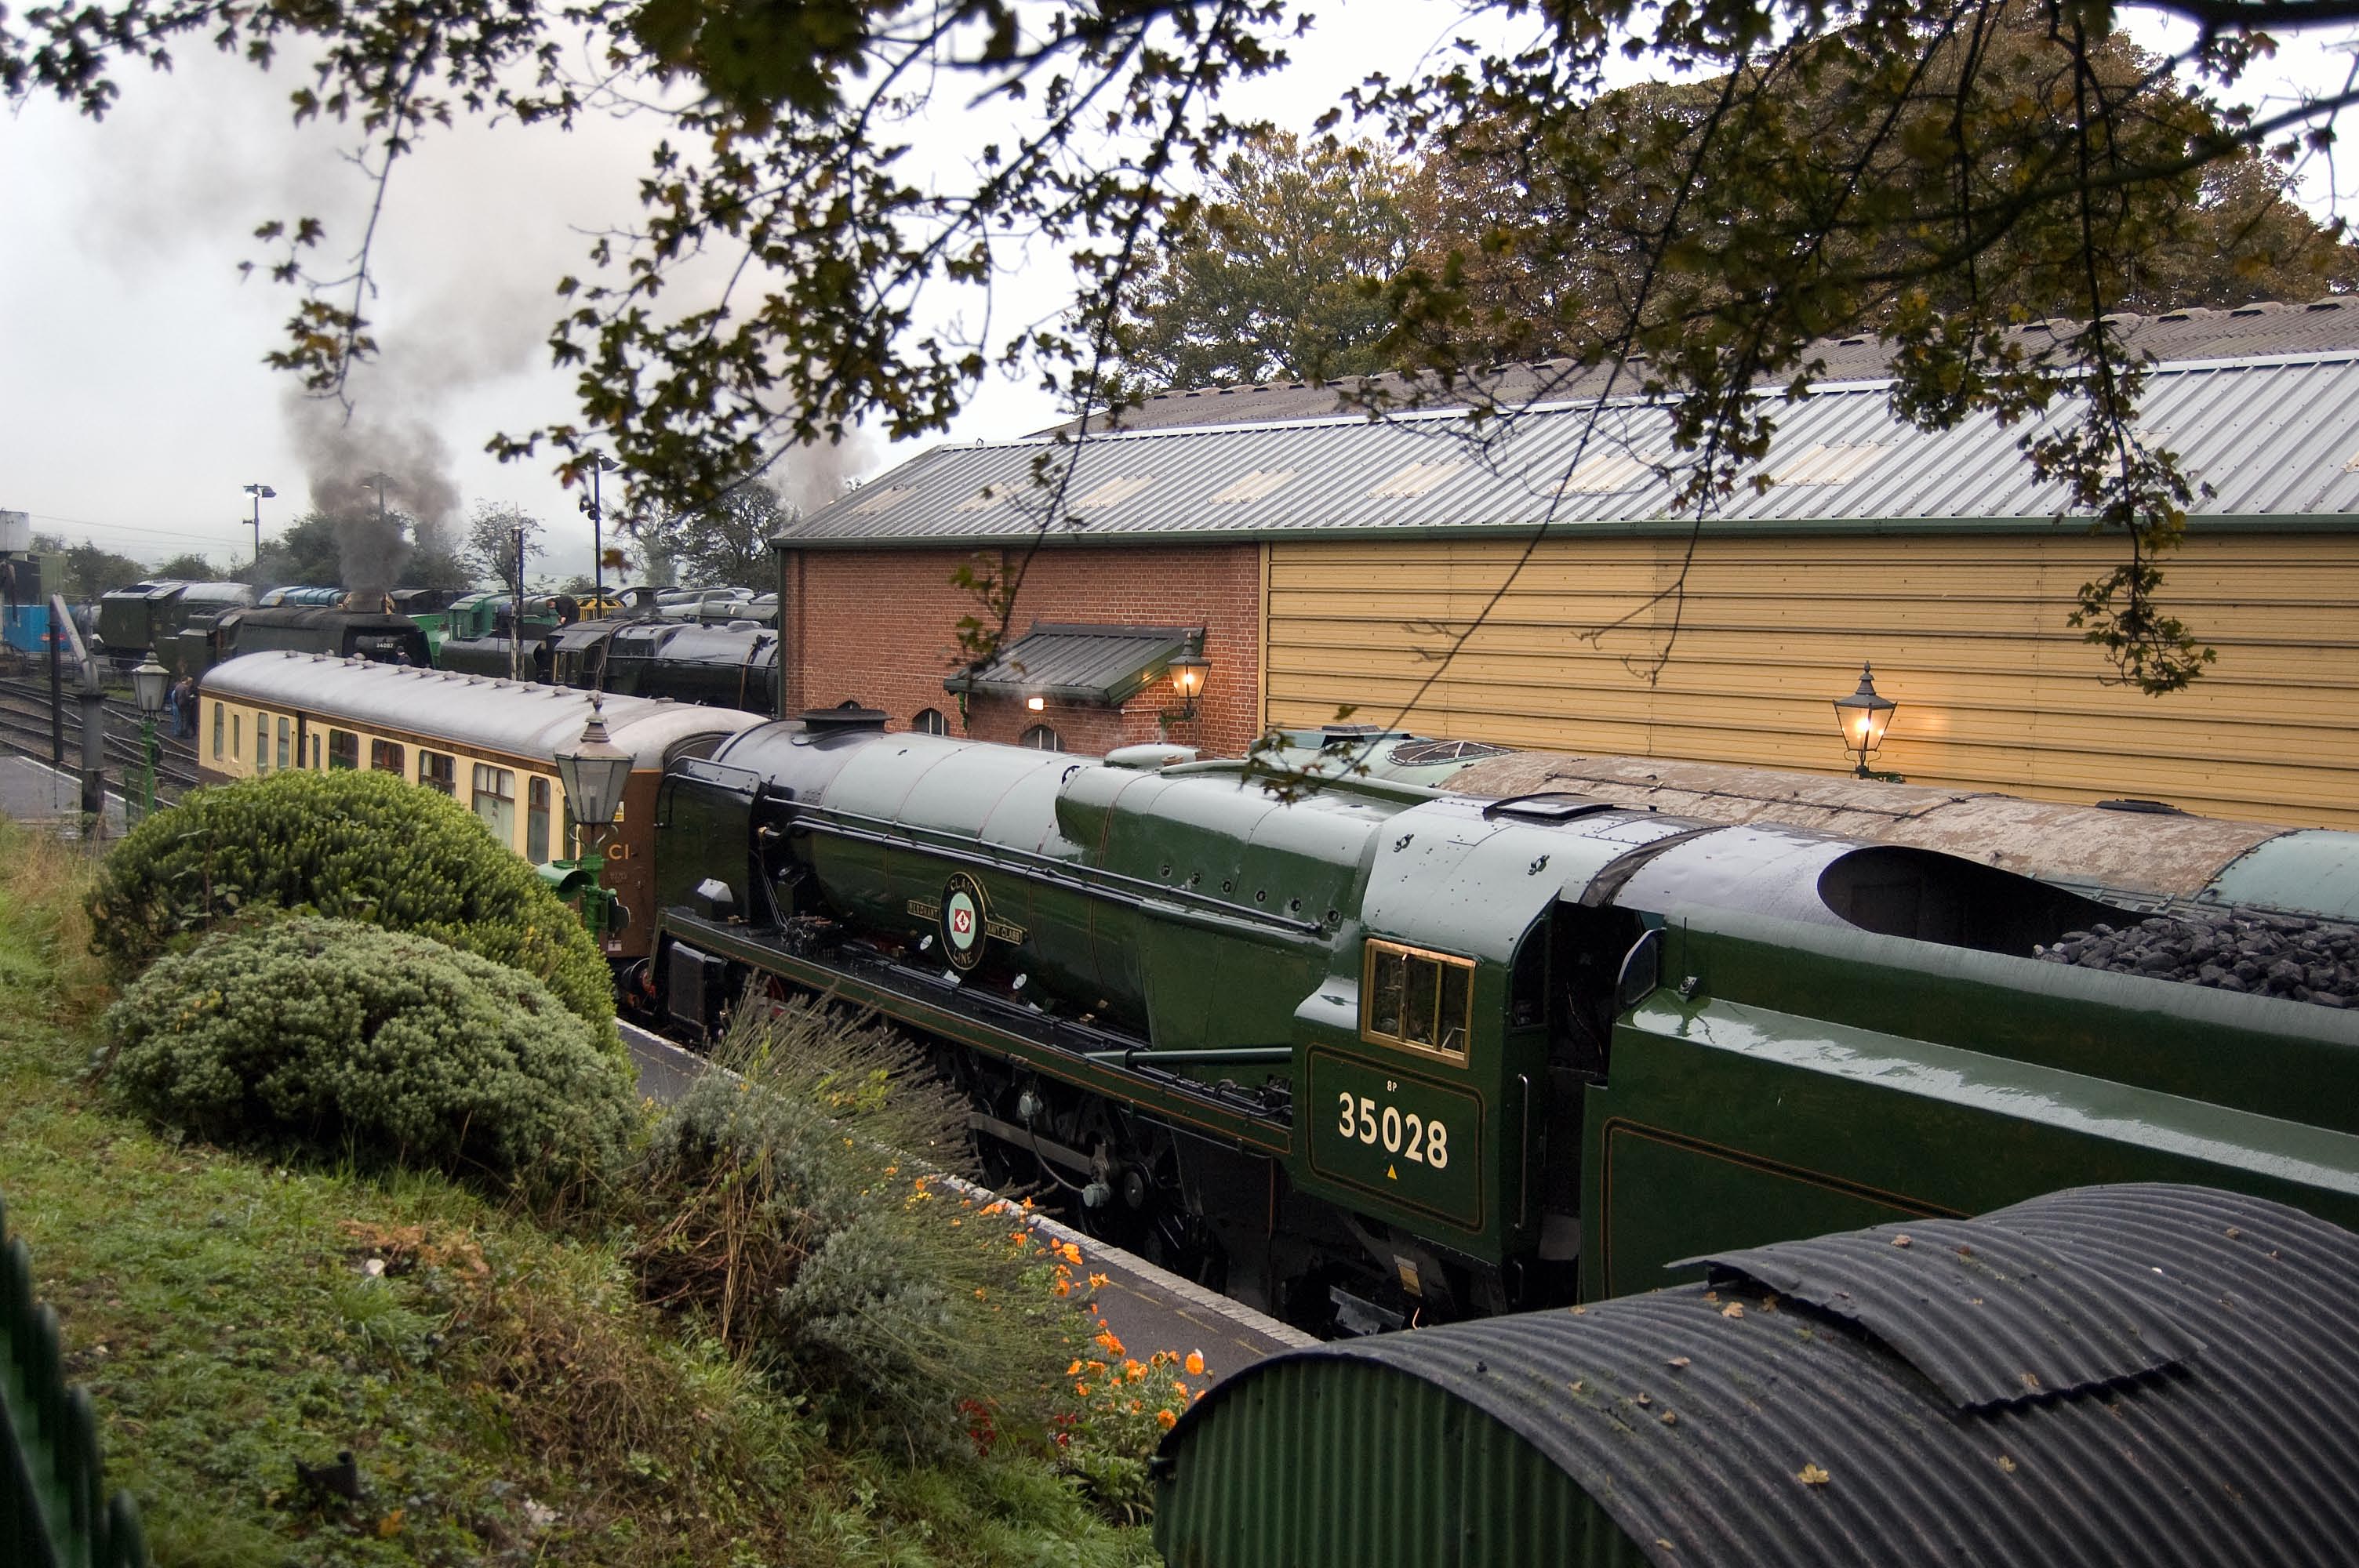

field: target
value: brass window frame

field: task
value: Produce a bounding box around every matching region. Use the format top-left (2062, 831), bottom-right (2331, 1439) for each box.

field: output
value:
top-left (1360, 938), bottom-right (1476, 1064)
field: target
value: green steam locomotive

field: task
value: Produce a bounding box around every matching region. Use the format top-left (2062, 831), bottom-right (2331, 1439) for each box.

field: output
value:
top-left (647, 710), bottom-right (2359, 1331)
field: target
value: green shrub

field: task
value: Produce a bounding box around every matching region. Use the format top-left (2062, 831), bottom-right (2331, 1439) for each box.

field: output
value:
top-left (634, 996), bottom-right (1072, 1458)
top-left (86, 768), bottom-right (612, 1027)
top-left (104, 916), bottom-right (639, 1192)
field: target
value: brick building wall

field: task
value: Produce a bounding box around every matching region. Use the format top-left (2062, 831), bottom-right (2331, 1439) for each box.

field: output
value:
top-left (778, 543), bottom-right (1263, 757)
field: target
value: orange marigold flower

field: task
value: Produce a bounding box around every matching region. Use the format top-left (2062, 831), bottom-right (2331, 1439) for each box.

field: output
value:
top-left (1087, 1359), bottom-right (1107, 1374)
top-left (1156, 1409), bottom-right (1178, 1430)
top-left (1088, 1272), bottom-right (1110, 1290)
top-left (1051, 1278), bottom-right (1070, 1297)
top-left (1129, 1399), bottom-right (1142, 1413)
top-left (1066, 1360), bottom-right (1084, 1376)
top-left (1056, 1241), bottom-right (1083, 1265)
top-left (1184, 1350), bottom-right (1206, 1376)
top-left (1074, 1383), bottom-right (1090, 1398)
top-left (1123, 1359), bottom-right (1147, 1381)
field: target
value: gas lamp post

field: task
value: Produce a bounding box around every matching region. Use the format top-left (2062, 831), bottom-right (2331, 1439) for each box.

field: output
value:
top-left (1831, 662), bottom-right (1899, 779)
top-left (129, 656), bottom-right (169, 821)
top-left (554, 695), bottom-right (633, 946)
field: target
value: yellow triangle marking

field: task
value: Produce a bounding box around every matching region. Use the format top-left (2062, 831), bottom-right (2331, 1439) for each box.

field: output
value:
top-left (1387, 1163), bottom-right (1398, 1180)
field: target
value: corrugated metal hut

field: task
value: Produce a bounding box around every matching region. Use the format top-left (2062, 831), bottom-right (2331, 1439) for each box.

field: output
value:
top-left (1152, 1183), bottom-right (2359, 1568)
top-left (777, 307), bottom-right (2359, 827)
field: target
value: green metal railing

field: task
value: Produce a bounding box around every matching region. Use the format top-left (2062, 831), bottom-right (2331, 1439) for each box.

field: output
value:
top-left (1, 1190), bottom-right (147, 1568)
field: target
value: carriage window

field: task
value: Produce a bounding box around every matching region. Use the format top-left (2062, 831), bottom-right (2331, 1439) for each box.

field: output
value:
top-left (527, 777), bottom-right (551, 862)
top-left (211, 702), bottom-right (224, 760)
top-left (1020, 724), bottom-right (1061, 751)
top-left (914, 708), bottom-right (949, 736)
top-left (275, 716), bottom-right (290, 772)
top-left (328, 729), bottom-right (358, 771)
top-left (371, 738), bottom-right (405, 774)
top-left (472, 764), bottom-right (517, 844)
top-left (419, 750), bottom-right (456, 797)
top-left (254, 711), bottom-right (269, 773)
top-left (311, 735), bottom-right (322, 771)
top-left (1362, 940), bottom-right (1474, 1062)
top-left (231, 710), bottom-right (241, 764)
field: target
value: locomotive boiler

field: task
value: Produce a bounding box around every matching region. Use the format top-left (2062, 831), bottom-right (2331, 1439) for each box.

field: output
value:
top-left (649, 713), bottom-right (2359, 1331)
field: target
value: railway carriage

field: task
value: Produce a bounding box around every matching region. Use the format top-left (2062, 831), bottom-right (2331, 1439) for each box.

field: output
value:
top-left (197, 652), bottom-right (763, 957)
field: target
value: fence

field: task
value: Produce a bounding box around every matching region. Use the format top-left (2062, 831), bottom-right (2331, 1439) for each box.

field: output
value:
top-left (0, 1189), bottom-right (147, 1568)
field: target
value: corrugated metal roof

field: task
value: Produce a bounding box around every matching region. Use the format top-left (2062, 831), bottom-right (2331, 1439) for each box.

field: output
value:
top-left (941, 622), bottom-right (1194, 706)
top-left (1059, 299), bottom-right (2359, 435)
top-left (1158, 1183), bottom-right (2359, 1568)
top-left (784, 350), bottom-right (2359, 548)
top-left (202, 652), bottom-right (765, 767)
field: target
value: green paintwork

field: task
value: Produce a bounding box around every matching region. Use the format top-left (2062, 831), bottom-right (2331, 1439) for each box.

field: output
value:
top-left (1580, 909), bottom-right (2359, 1299)
top-left (1152, 1356), bottom-right (1636, 1568)
top-left (1306, 1048), bottom-right (1484, 1231)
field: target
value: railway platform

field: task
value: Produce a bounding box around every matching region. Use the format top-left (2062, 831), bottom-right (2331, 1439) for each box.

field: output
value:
top-left (0, 754), bottom-right (123, 838)
top-left (621, 1022), bottom-right (1314, 1387)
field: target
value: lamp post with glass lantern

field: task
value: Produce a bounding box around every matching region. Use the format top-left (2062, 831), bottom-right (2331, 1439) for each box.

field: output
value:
top-left (554, 695), bottom-right (633, 946)
top-left (1831, 662), bottom-right (1899, 779)
top-left (129, 656), bottom-right (168, 821)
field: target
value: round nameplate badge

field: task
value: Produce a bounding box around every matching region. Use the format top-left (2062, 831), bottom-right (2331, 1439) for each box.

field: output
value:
top-left (941, 873), bottom-right (988, 972)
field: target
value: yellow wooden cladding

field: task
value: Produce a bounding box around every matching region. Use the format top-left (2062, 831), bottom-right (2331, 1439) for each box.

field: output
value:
top-left (1266, 533), bottom-right (2359, 829)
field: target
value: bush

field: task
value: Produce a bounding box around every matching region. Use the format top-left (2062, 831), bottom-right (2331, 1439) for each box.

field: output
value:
top-left (86, 768), bottom-right (612, 1027)
top-left (633, 996), bottom-right (1074, 1458)
top-left (104, 916), bottom-right (640, 1192)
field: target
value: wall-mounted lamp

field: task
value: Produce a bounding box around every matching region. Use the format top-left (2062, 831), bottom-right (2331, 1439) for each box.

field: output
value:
top-left (1164, 630), bottom-right (1212, 722)
top-left (1026, 695), bottom-right (1046, 712)
top-left (1831, 662), bottom-right (1898, 778)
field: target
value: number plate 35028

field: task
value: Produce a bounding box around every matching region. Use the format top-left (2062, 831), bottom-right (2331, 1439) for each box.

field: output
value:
top-left (1305, 1048), bottom-right (1483, 1232)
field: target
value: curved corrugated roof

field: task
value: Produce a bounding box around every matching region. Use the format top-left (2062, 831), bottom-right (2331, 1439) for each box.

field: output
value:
top-left (1161, 1185), bottom-right (2359, 1567)
top-left (201, 652), bottom-right (765, 767)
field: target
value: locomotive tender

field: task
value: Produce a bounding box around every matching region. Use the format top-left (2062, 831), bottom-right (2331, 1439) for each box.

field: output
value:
top-left (652, 711), bottom-right (2359, 1328)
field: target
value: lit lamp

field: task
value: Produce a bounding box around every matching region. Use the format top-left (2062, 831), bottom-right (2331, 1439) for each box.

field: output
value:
top-left (1165, 631), bottom-right (1212, 722)
top-left (130, 656), bottom-right (169, 822)
top-left (554, 695), bottom-right (634, 945)
top-left (1831, 662), bottom-right (1898, 779)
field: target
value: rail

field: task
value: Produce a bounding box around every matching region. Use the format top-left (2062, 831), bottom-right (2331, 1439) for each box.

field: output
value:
top-left (0, 673), bottom-right (199, 806)
top-left (1, 1189), bottom-right (150, 1568)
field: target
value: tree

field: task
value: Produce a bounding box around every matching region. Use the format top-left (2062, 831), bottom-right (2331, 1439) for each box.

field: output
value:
top-left (404, 518), bottom-right (477, 591)
top-left (35, 535), bottom-right (149, 601)
top-left (14, 0), bottom-right (2359, 695)
top-left (467, 503), bottom-right (543, 592)
top-left (252, 512), bottom-right (347, 588)
top-left (638, 484), bottom-right (784, 590)
top-left (1114, 133), bottom-right (1421, 390)
top-left (152, 553), bottom-right (222, 582)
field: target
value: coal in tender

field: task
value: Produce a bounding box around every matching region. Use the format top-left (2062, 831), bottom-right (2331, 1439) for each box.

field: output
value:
top-left (2032, 906), bottom-right (2359, 1011)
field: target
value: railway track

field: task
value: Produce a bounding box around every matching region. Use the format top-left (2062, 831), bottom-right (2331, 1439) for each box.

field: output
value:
top-left (0, 672), bottom-right (200, 801)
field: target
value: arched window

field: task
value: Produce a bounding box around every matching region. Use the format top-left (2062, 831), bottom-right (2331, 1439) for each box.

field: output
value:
top-left (1020, 724), bottom-right (1061, 752)
top-left (913, 707), bottom-right (949, 736)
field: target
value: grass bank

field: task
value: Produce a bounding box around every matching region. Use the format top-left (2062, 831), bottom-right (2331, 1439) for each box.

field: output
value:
top-left (0, 822), bottom-right (1156, 1567)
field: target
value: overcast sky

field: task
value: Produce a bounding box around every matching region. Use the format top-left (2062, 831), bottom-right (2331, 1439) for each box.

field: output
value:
top-left (2, 3), bottom-right (2354, 584)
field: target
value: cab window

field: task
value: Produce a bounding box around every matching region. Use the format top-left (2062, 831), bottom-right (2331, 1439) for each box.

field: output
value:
top-left (1362, 940), bottom-right (1474, 1062)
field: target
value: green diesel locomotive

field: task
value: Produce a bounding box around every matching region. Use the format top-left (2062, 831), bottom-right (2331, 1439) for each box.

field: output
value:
top-left (648, 711), bottom-right (2359, 1330)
